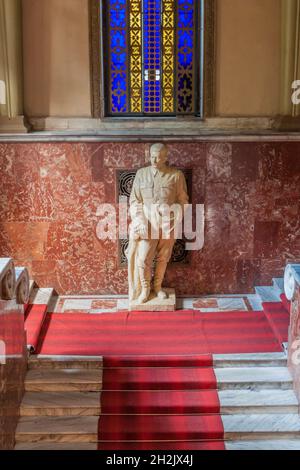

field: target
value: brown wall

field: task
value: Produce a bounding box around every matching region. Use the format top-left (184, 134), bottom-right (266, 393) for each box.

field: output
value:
top-left (21, 0), bottom-right (282, 118)
top-left (216, 0), bottom-right (281, 116)
top-left (0, 141), bottom-right (299, 296)
top-left (22, 0), bottom-right (91, 117)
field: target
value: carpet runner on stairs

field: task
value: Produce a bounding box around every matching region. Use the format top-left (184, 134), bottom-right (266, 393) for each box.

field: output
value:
top-left (24, 288), bottom-right (54, 352)
top-left (262, 294), bottom-right (290, 346)
top-left (25, 304), bottom-right (49, 351)
top-left (98, 356), bottom-right (225, 451)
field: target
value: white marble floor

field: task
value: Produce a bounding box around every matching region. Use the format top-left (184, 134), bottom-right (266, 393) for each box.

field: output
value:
top-left (49, 294), bottom-right (263, 314)
top-left (36, 276), bottom-right (286, 315)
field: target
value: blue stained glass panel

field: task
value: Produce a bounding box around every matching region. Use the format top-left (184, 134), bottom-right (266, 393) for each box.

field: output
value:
top-left (143, 0), bottom-right (161, 113)
top-left (108, 0), bottom-right (128, 113)
top-left (105, 0), bottom-right (199, 115)
top-left (177, 0), bottom-right (196, 113)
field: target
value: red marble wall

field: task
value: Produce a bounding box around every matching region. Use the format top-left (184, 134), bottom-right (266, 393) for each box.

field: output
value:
top-left (0, 142), bottom-right (300, 295)
top-left (0, 299), bottom-right (27, 449)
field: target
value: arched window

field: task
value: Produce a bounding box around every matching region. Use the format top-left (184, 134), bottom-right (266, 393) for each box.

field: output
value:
top-left (90, 0), bottom-right (215, 118)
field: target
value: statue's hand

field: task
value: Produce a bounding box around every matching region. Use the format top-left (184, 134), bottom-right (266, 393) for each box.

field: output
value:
top-left (134, 224), bottom-right (148, 240)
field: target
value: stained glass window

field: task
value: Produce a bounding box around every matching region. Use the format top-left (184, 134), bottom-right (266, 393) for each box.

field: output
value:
top-left (104, 0), bottom-right (201, 116)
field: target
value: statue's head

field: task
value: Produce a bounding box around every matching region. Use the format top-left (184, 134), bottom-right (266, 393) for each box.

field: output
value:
top-left (149, 143), bottom-right (168, 170)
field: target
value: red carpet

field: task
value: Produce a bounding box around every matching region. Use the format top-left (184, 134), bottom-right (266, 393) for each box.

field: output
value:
top-left (280, 293), bottom-right (291, 314)
top-left (99, 415), bottom-right (224, 441)
top-left (101, 390), bottom-right (220, 414)
top-left (37, 310), bottom-right (282, 356)
top-left (262, 302), bottom-right (289, 344)
top-left (201, 311), bottom-right (284, 353)
top-left (34, 305), bottom-right (288, 451)
top-left (98, 441), bottom-right (225, 450)
top-left (98, 356), bottom-right (225, 451)
top-left (103, 354), bottom-right (213, 367)
top-left (103, 366), bottom-right (216, 390)
top-left (25, 304), bottom-right (48, 351)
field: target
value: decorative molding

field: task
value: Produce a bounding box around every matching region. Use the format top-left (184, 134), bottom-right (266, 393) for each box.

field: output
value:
top-left (15, 267), bottom-right (30, 305)
top-left (0, 258), bottom-right (15, 300)
top-left (203, 0), bottom-right (216, 117)
top-left (0, 115), bottom-right (29, 133)
top-left (273, 115), bottom-right (300, 132)
top-left (0, 0), bottom-right (11, 117)
top-left (280, 0), bottom-right (300, 116)
top-left (4, 129), bottom-right (300, 143)
top-left (23, 115), bottom-right (278, 134)
top-left (0, 258), bottom-right (30, 304)
top-left (284, 264), bottom-right (300, 301)
top-left (0, 0), bottom-right (24, 119)
top-left (89, 0), bottom-right (102, 118)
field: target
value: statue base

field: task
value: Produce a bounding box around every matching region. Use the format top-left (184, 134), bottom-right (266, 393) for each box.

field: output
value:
top-left (129, 288), bottom-right (176, 312)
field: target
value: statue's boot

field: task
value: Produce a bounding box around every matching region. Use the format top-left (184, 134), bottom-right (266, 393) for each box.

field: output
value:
top-left (138, 267), bottom-right (151, 304)
top-left (154, 261), bottom-right (168, 300)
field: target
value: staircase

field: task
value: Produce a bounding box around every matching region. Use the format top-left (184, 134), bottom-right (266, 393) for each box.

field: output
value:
top-left (216, 352), bottom-right (300, 450)
top-left (14, 352), bottom-right (300, 450)
top-left (14, 356), bottom-right (103, 450)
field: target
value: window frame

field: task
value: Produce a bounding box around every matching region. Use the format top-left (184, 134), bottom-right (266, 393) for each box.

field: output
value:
top-left (89, 0), bottom-right (216, 119)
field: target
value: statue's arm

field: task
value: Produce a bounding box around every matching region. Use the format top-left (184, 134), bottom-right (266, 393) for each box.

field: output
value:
top-left (129, 171), bottom-right (148, 239)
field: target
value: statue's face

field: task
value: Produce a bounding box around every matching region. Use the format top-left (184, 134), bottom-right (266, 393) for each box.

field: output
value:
top-left (150, 145), bottom-right (168, 170)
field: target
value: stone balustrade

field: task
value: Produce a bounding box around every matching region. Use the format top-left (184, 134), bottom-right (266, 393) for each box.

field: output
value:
top-left (0, 257), bottom-right (29, 449)
top-left (284, 264), bottom-right (300, 405)
top-left (0, 258), bottom-right (30, 305)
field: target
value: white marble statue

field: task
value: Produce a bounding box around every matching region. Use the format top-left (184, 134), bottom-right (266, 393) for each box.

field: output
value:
top-left (127, 143), bottom-right (189, 305)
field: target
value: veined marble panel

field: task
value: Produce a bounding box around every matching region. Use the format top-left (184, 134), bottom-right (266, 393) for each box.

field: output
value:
top-left (223, 413), bottom-right (300, 439)
top-left (0, 298), bottom-right (27, 449)
top-left (0, 141), bottom-right (299, 295)
top-left (226, 440), bottom-right (300, 450)
top-left (216, 367), bottom-right (293, 390)
top-left (219, 389), bottom-right (298, 414)
top-left (29, 288), bottom-right (54, 305)
top-left (255, 286), bottom-right (281, 303)
top-left (15, 416), bottom-right (99, 443)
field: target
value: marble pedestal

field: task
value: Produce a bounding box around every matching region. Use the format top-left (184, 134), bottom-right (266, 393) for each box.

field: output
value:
top-left (129, 288), bottom-right (176, 312)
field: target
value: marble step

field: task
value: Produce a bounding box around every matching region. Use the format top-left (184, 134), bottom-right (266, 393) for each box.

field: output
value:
top-left (20, 391), bottom-right (101, 417)
top-left (15, 416), bottom-right (99, 443)
top-left (272, 278), bottom-right (284, 295)
top-left (29, 355), bottom-right (103, 370)
top-left (255, 286), bottom-right (281, 303)
top-left (213, 353), bottom-right (287, 368)
top-left (215, 367), bottom-right (293, 390)
top-left (219, 389), bottom-right (299, 414)
top-left (25, 369), bottom-right (103, 392)
top-left (223, 414), bottom-right (300, 440)
top-left (226, 440), bottom-right (300, 450)
top-left (29, 287), bottom-right (54, 306)
top-left (15, 442), bottom-right (98, 450)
